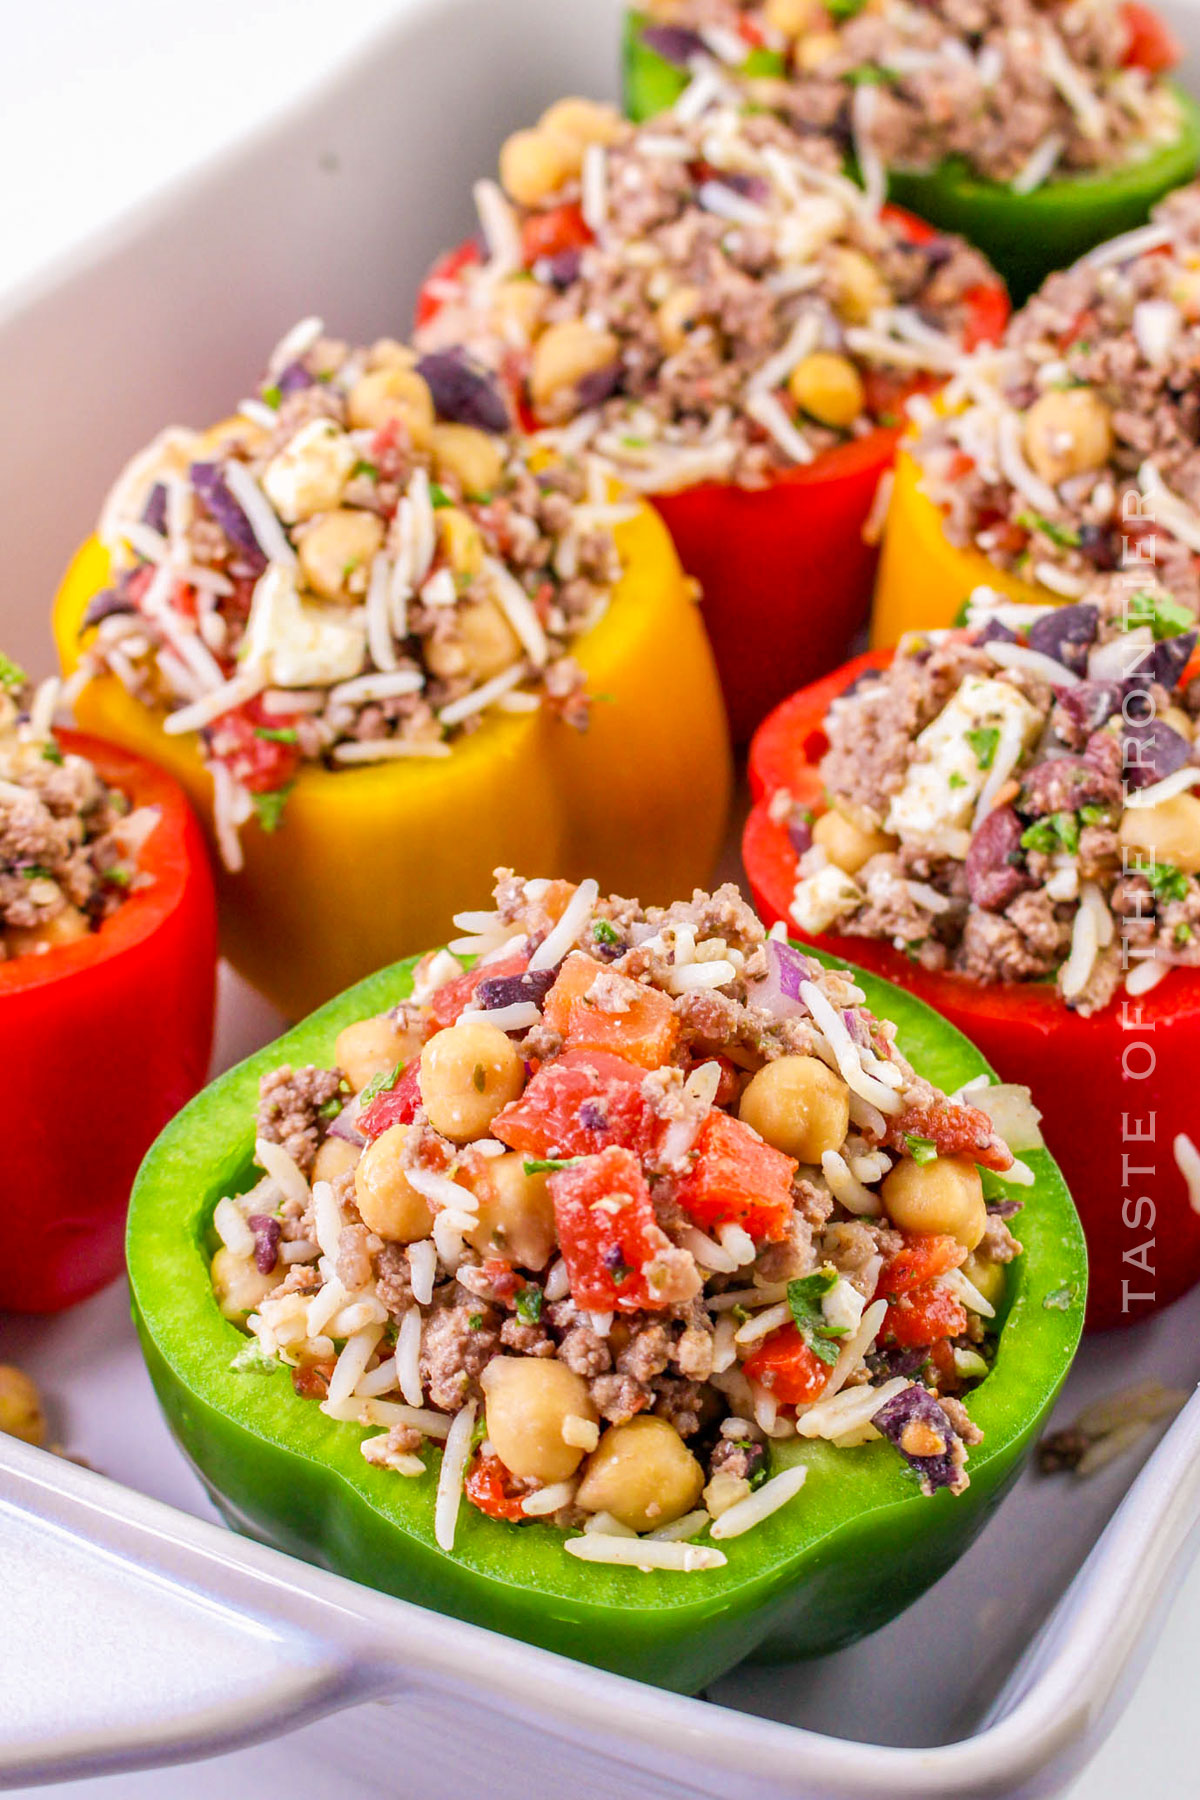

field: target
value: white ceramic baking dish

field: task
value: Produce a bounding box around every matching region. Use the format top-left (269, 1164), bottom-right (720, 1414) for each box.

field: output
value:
top-left (3, 0), bottom-right (1200, 1791)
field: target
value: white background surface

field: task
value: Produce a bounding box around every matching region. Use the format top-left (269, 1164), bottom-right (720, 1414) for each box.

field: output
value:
top-left (1, 1), bottom-right (1198, 1793)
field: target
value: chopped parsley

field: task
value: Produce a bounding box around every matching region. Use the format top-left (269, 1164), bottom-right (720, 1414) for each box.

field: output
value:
top-left (740, 46), bottom-right (786, 76)
top-left (523, 1156), bottom-right (581, 1175)
top-left (430, 484), bottom-right (453, 510)
top-left (261, 383), bottom-right (283, 409)
top-left (467, 1313), bottom-right (484, 1332)
top-left (318, 1094), bottom-right (344, 1120)
top-left (1020, 811), bottom-right (1079, 857)
top-left (1123, 590), bottom-right (1195, 641)
top-left (826, 0), bottom-right (867, 17)
top-left (0, 653), bottom-right (27, 692)
top-left (358, 1060), bottom-right (405, 1107)
top-left (1146, 861), bottom-right (1190, 905)
top-left (1079, 803), bottom-right (1114, 827)
top-left (351, 458), bottom-right (379, 481)
top-left (1176, 922), bottom-right (1194, 946)
top-left (21, 864), bottom-right (53, 880)
top-left (904, 1134), bottom-right (939, 1166)
top-left (844, 63), bottom-right (898, 84)
top-left (966, 726), bottom-right (1000, 771)
top-left (255, 725), bottom-right (299, 744)
top-left (515, 1285), bottom-right (544, 1326)
top-left (101, 865), bottom-right (131, 889)
top-left (41, 742), bottom-right (64, 765)
top-left (948, 771), bottom-right (967, 790)
top-left (472, 1064), bottom-right (487, 1093)
top-left (786, 1267), bottom-right (847, 1369)
top-left (592, 919), bottom-right (621, 946)
top-left (1016, 511), bottom-right (1080, 549)
top-left (251, 785), bottom-right (293, 833)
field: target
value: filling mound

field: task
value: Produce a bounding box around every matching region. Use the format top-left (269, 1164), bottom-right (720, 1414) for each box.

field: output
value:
top-left (415, 94), bottom-right (999, 492)
top-left (787, 605), bottom-right (1200, 1012)
top-left (638, 0), bottom-right (1184, 188)
top-left (71, 324), bottom-right (627, 869)
top-left (0, 658), bottom-right (154, 962)
top-left (212, 873), bottom-right (1037, 1568)
top-left (914, 183), bottom-right (1200, 622)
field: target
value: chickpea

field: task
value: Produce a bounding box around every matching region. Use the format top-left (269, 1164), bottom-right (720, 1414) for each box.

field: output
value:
top-left (1119, 793), bottom-right (1200, 874)
top-left (466, 1153), bottom-right (557, 1269)
top-left (430, 422), bottom-right (505, 497)
top-left (739, 1055), bottom-right (850, 1164)
top-left (347, 366), bottom-right (435, 445)
top-left (335, 1014), bottom-right (425, 1092)
top-left (0, 1365), bottom-right (46, 1447)
top-left (298, 508), bottom-right (385, 601)
top-left (1023, 387), bottom-right (1113, 487)
top-left (529, 321), bottom-right (620, 418)
top-left (881, 1156), bottom-right (987, 1251)
top-left (812, 806), bottom-right (896, 875)
top-left (6, 905), bottom-right (91, 959)
top-left (499, 128), bottom-right (581, 207)
top-left (538, 97), bottom-right (624, 149)
top-left (656, 286), bottom-right (704, 355)
top-left (797, 30), bottom-right (841, 72)
top-left (789, 353), bottom-right (865, 430)
top-left (765, 0), bottom-right (822, 34)
top-left (195, 413), bottom-right (268, 459)
top-left (426, 596), bottom-right (522, 684)
top-left (418, 1022), bottom-right (525, 1143)
top-left (311, 1135), bottom-right (361, 1186)
top-left (482, 1357), bottom-right (597, 1483)
top-left (354, 1124), bottom-right (434, 1243)
top-left (366, 337), bottom-right (418, 372)
top-left (575, 1416), bottom-right (704, 1532)
top-left (211, 1247), bottom-right (280, 1322)
top-left (827, 247), bottom-right (890, 324)
top-left (963, 1252), bottom-right (1007, 1311)
top-left (436, 506), bottom-right (485, 578)
top-left (1161, 706), bottom-right (1194, 742)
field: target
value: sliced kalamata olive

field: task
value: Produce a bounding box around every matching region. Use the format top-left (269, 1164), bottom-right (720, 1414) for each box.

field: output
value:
top-left (82, 589), bottom-right (136, 630)
top-left (276, 359), bottom-right (315, 396)
top-left (641, 23), bottom-right (707, 64)
top-left (545, 248), bottom-right (583, 288)
top-left (1054, 679), bottom-right (1126, 739)
top-left (474, 968), bottom-right (558, 1012)
top-left (415, 349), bottom-right (511, 434)
top-left (189, 462), bottom-right (267, 566)
top-left (872, 1385), bottom-right (964, 1494)
top-left (576, 364), bottom-right (623, 410)
top-left (1123, 719), bottom-right (1194, 789)
top-left (246, 1214), bottom-right (282, 1276)
top-left (1149, 629), bottom-right (1198, 693)
top-left (142, 482), bottom-right (168, 535)
top-left (966, 805), bottom-right (1029, 911)
top-left (1076, 523), bottom-right (1119, 571)
top-left (1027, 603), bottom-right (1099, 676)
top-left (974, 619), bottom-right (1017, 646)
top-left (717, 171), bottom-right (770, 204)
top-left (787, 816), bottom-right (813, 856)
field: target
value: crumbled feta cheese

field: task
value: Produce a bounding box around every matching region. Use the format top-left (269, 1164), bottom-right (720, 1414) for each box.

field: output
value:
top-left (822, 1276), bottom-right (867, 1336)
top-left (262, 419), bottom-right (357, 522)
top-left (242, 565), bottom-right (367, 688)
top-left (886, 676), bottom-right (1041, 842)
top-left (791, 864), bottom-right (863, 935)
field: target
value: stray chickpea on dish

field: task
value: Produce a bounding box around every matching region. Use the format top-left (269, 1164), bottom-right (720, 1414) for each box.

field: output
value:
top-left (210, 870), bottom-right (1047, 1562)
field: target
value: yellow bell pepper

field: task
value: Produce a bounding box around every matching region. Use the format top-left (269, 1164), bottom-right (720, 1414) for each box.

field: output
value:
top-left (871, 447), bottom-right (1054, 647)
top-left (54, 503), bottom-right (731, 1018)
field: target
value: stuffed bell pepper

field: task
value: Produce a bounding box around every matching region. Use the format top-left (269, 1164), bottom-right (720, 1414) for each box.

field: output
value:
top-left (53, 321), bottom-right (730, 1017)
top-left (413, 95), bottom-right (1007, 739)
top-left (624, 0), bottom-right (1200, 301)
top-left (875, 181), bottom-right (1200, 647)
top-left (129, 870), bottom-right (1084, 1690)
top-left (744, 605), bottom-right (1200, 1330)
top-left (0, 656), bottom-right (216, 1311)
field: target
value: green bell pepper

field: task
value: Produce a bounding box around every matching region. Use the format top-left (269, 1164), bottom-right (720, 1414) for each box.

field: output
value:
top-left (128, 945), bottom-right (1086, 1695)
top-left (622, 10), bottom-right (1200, 303)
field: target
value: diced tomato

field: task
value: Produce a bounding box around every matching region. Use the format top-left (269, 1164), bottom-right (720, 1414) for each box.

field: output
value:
top-left (429, 953), bottom-right (529, 1028)
top-left (357, 1060), bottom-right (423, 1141)
top-left (490, 1049), bottom-right (654, 1160)
top-left (861, 367), bottom-right (934, 424)
top-left (550, 1146), bottom-right (679, 1312)
top-left (464, 1452), bottom-right (528, 1523)
top-left (743, 1324), bottom-right (829, 1407)
top-left (1121, 2), bottom-right (1181, 71)
top-left (674, 1110), bottom-right (797, 1243)
top-left (521, 203), bottom-right (593, 266)
top-left (208, 695), bottom-right (302, 796)
top-left (947, 450), bottom-right (976, 482)
top-left (880, 1280), bottom-right (969, 1350)
top-left (875, 1233), bottom-right (967, 1302)
top-left (887, 1097), bottom-right (1013, 1174)
top-left (543, 952), bottom-right (680, 1070)
top-left (1059, 307), bottom-right (1098, 351)
top-left (963, 282), bottom-right (1010, 353)
top-left (414, 238), bottom-right (483, 331)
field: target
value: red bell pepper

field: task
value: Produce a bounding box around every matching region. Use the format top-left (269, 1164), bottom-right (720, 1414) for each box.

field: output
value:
top-left (490, 1048), bottom-right (655, 1160)
top-left (550, 1145), bottom-right (680, 1312)
top-left (1, 732), bottom-right (217, 1312)
top-left (415, 215), bottom-right (1008, 743)
top-left (880, 1284), bottom-right (969, 1350)
top-left (743, 653), bottom-right (1200, 1332)
top-left (742, 1324), bottom-right (829, 1406)
top-left (674, 1109), bottom-right (798, 1243)
top-left (1121, 2), bottom-right (1182, 72)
